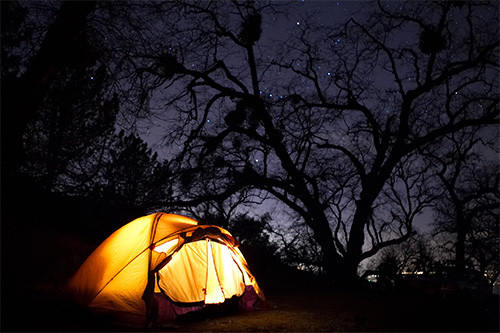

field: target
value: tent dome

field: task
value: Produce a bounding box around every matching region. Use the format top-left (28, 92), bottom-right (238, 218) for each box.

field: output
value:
top-left (66, 212), bottom-right (264, 325)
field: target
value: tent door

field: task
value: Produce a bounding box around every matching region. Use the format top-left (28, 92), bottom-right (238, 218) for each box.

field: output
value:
top-left (204, 239), bottom-right (225, 304)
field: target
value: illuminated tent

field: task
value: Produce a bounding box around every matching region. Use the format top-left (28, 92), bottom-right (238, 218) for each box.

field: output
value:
top-left (66, 212), bottom-right (264, 325)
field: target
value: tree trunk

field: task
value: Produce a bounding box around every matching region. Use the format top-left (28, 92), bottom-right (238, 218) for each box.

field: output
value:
top-left (455, 208), bottom-right (466, 276)
top-left (336, 201), bottom-right (372, 288)
top-left (308, 204), bottom-right (369, 288)
top-left (341, 177), bottom-right (386, 287)
top-left (307, 213), bottom-right (343, 276)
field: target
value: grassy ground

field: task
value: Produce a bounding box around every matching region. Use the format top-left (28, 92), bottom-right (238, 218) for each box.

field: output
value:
top-left (1, 228), bottom-right (498, 332)
top-left (164, 288), bottom-right (499, 332)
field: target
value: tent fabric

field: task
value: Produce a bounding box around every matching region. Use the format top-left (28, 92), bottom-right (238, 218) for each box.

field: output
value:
top-left (66, 212), bottom-right (264, 323)
top-left (155, 293), bottom-right (205, 323)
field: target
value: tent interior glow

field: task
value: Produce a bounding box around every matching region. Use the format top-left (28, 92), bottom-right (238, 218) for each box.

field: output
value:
top-left (66, 212), bottom-right (264, 323)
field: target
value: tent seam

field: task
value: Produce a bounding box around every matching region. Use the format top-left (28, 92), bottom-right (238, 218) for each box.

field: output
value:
top-left (88, 213), bottom-right (163, 304)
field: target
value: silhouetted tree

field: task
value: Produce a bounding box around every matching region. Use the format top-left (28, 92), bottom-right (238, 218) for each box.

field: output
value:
top-left (121, 1), bottom-right (498, 285)
top-left (267, 215), bottom-right (325, 274)
top-left (1, 1), bottom-right (170, 217)
top-left (1, 1), bottom-right (97, 178)
top-left (94, 131), bottom-right (164, 209)
top-left (431, 129), bottom-right (499, 282)
top-left (367, 233), bottom-right (437, 275)
top-left (184, 188), bottom-right (263, 230)
top-left (229, 213), bottom-right (279, 278)
top-left (22, 65), bottom-right (118, 192)
top-left (7, 1), bottom-right (497, 286)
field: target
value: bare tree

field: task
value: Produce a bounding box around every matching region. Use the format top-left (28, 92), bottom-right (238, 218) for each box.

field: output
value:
top-left (431, 129), bottom-right (499, 282)
top-left (10, 1), bottom-right (495, 285)
top-left (367, 233), bottom-right (438, 275)
top-left (120, 1), bottom-right (499, 284)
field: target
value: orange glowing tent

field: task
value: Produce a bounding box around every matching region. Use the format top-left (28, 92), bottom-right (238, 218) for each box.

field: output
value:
top-left (66, 212), bottom-right (264, 325)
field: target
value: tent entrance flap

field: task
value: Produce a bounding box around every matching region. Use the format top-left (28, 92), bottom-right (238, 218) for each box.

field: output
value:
top-left (156, 239), bottom-right (247, 304)
top-left (204, 240), bottom-right (225, 304)
top-left (157, 241), bottom-right (208, 303)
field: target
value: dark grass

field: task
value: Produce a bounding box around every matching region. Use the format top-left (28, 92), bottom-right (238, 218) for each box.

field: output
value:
top-left (2, 228), bottom-right (498, 332)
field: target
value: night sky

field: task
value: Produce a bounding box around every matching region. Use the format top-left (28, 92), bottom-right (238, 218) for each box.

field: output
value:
top-left (136, 0), bottom-right (496, 236)
top-left (5, 0), bottom-right (499, 271)
top-left (1, 2), bottom-right (499, 332)
top-left (141, 1), bottom-right (374, 155)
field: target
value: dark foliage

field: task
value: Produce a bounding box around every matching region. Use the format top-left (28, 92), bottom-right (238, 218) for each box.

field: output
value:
top-left (157, 52), bottom-right (183, 79)
top-left (239, 12), bottom-right (262, 45)
top-left (419, 28), bottom-right (447, 54)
